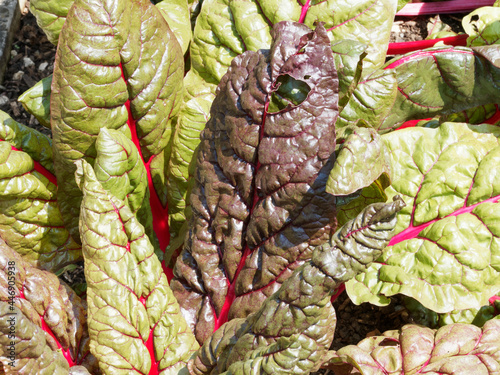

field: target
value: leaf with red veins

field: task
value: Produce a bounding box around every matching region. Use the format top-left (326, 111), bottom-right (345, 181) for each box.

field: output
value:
top-left (76, 160), bottom-right (198, 375)
top-left (171, 21), bottom-right (339, 344)
top-left (0, 111), bottom-right (81, 272)
top-left (189, 198), bottom-right (404, 375)
top-left (191, 0), bottom-right (397, 85)
top-left (0, 239), bottom-right (99, 373)
top-left (347, 123), bottom-right (500, 314)
top-left (338, 45), bottom-right (500, 132)
top-left (324, 320), bottom-right (500, 375)
top-left (51, 0), bottom-right (184, 246)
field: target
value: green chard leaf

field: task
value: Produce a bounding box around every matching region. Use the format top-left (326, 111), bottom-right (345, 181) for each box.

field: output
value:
top-left (0, 239), bottom-right (98, 373)
top-left (29, 0), bottom-right (74, 44)
top-left (164, 72), bottom-right (216, 258)
top-left (76, 160), bottom-right (198, 375)
top-left (338, 45), bottom-right (500, 132)
top-left (190, 0), bottom-right (397, 84)
top-left (347, 123), bottom-right (500, 313)
top-left (94, 128), bottom-right (161, 258)
top-left (0, 111), bottom-right (80, 272)
top-left (51, 0), bottom-right (184, 248)
top-left (18, 75), bottom-right (52, 128)
top-left (327, 127), bottom-right (390, 196)
top-left (171, 21), bottom-right (339, 344)
top-left (189, 197), bottom-right (404, 375)
top-left (463, 6), bottom-right (500, 47)
top-left (325, 320), bottom-right (500, 375)
top-left (156, 0), bottom-right (192, 54)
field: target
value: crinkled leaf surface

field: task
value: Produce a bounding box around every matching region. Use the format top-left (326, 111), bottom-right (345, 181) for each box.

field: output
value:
top-left (76, 160), bottom-right (198, 375)
top-left (171, 21), bottom-right (339, 344)
top-left (189, 198), bottom-right (404, 375)
top-left (165, 72), bottom-right (217, 256)
top-left (463, 7), bottom-right (500, 46)
top-left (0, 303), bottom-right (73, 374)
top-left (347, 123), bottom-right (500, 313)
top-left (336, 176), bottom-right (389, 228)
top-left (18, 75), bottom-right (52, 128)
top-left (327, 127), bottom-right (390, 196)
top-left (156, 0), bottom-right (192, 54)
top-left (338, 45), bottom-right (500, 132)
top-left (94, 128), bottom-right (160, 257)
top-left (0, 111), bottom-right (80, 271)
top-left (191, 0), bottom-right (397, 84)
top-left (325, 320), bottom-right (500, 375)
top-left (51, 0), bottom-right (184, 247)
top-left (404, 295), bottom-right (500, 329)
top-left (0, 239), bottom-right (97, 372)
top-left (29, 0), bottom-right (74, 44)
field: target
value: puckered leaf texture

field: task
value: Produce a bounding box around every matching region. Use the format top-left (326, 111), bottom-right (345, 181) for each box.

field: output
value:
top-left (338, 45), bottom-right (500, 132)
top-left (0, 111), bottom-right (80, 271)
top-left (347, 123), bottom-right (500, 313)
top-left (51, 0), bottom-right (184, 244)
top-left (189, 197), bottom-right (404, 375)
top-left (0, 239), bottom-right (98, 373)
top-left (77, 160), bottom-right (198, 375)
top-left (325, 319), bottom-right (500, 375)
top-left (171, 21), bottom-right (339, 343)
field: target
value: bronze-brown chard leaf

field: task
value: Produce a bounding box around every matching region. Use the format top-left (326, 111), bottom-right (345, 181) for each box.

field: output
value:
top-left (171, 21), bottom-right (339, 343)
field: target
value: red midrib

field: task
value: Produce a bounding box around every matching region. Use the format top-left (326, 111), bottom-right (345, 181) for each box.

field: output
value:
top-left (213, 101), bottom-right (271, 331)
top-left (120, 66), bottom-right (165, 375)
top-left (120, 69), bottom-right (170, 252)
top-left (18, 285), bottom-right (77, 366)
top-left (389, 194), bottom-right (500, 246)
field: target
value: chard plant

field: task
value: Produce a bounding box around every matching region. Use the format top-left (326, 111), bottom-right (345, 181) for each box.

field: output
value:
top-left (1, 0), bottom-right (500, 374)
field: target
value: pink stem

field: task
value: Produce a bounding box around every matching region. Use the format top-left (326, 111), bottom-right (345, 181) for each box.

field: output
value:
top-left (396, 0), bottom-right (495, 16)
top-left (387, 34), bottom-right (468, 55)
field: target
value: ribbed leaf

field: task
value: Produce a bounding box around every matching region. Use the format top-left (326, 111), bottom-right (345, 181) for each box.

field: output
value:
top-left (29, 0), bottom-right (74, 44)
top-left (338, 45), bottom-right (500, 132)
top-left (18, 75), bottom-right (52, 128)
top-left (325, 320), bottom-right (500, 375)
top-left (165, 72), bottom-right (216, 257)
top-left (0, 239), bottom-right (97, 372)
top-left (336, 176), bottom-right (389, 227)
top-left (94, 128), bottom-right (160, 257)
top-left (190, 0), bottom-right (397, 84)
top-left (189, 198), bottom-right (404, 374)
top-left (76, 160), bottom-right (198, 375)
top-left (156, 0), bottom-right (192, 54)
top-left (0, 111), bottom-right (80, 271)
top-left (327, 127), bottom-right (390, 196)
top-left (51, 0), bottom-right (184, 246)
top-left (347, 123), bottom-right (500, 313)
top-left (463, 6), bottom-right (500, 46)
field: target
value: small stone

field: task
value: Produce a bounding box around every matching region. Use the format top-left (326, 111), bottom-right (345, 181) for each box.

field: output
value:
top-left (0, 95), bottom-right (9, 107)
top-left (12, 71), bottom-right (24, 81)
top-left (23, 57), bottom-right (35, 68)
top-left (39, 62), bottom-right (49, 71)
top-left (10, 50), bottom-right (17, 58)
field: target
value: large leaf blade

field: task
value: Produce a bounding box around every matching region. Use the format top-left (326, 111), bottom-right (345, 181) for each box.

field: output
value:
top-left (77, 160), bottom-right (198, 375)
top-left (51, 0), bottom-right (184, 247)
top-left (0, 111), bottom-right (80, 271)
top-left (171, 21), bottom-right (339, 344)
top-left (347, 123), bottom-right (500, 313)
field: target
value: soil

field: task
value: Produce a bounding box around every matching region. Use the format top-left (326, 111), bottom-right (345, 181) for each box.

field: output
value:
top-left (0, 9), bottom-right (468, 373)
